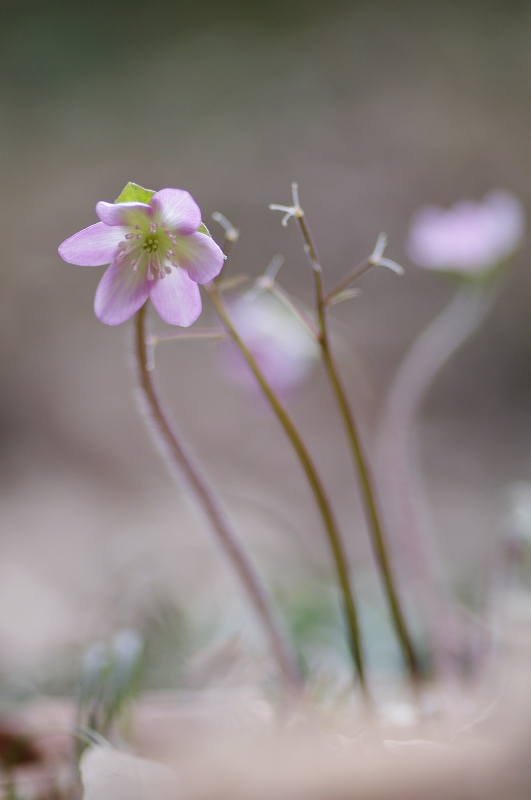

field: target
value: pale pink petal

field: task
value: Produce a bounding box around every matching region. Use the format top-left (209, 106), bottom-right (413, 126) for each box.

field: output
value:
top-left (173, 232), bottom-right (225, 284)
top-left (96, 201), bottom-right (152, 227)
top-left (482, 190), bottom-right (525, 256)
top-left (58, 222), bottom-right (125, 266)
top-left (94, 261), bottom-right (151, 325)
top-left (150, 189), bottom-right (201, 234)
top-left (149, 267), bottom-right (202, 326)
top-left (224, 294), bottom-right (319, 397)
top-left (406, 191), bottom-right (525, 273)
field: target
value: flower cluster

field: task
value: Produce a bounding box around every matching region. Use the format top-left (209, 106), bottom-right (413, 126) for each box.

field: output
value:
top-left (406, 190), bottom-right (524, 275)
top-left (59, 188), bottom-right (224, 326)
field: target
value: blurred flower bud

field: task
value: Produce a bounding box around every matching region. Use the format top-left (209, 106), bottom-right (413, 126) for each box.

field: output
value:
top-left (406, 190), bottom-right (524, 276)
top-left (223, 292), bottom-right (319, 398)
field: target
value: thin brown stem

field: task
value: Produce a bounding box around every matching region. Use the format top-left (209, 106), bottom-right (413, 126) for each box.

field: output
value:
top-left (133, 304), bottom-right (302, 696)
top-left (323, 258), bottom-right (371, 305)
top-left (293, 204), bottom-right (421, 683)
top-left (206, 284), bottom-right (368, 694)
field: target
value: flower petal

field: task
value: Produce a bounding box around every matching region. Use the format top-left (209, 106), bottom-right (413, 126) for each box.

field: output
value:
top-left (406, 191), bottom-right (525, 273)
top-left (173, 232), bottom-right (225, 284)
top-left (96, 201), bottom-right (152, 227)
top-left (150, 189), bottom-right (201, 234)
top-left (149, 267), bottom-right (202, 326)
top-left (94, 260), bottom-right (151, 325)
top-left (58, 222), bottom-right (125, 266)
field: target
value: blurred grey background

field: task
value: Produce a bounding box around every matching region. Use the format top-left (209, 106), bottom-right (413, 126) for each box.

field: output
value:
top-left (1, 0), bottom-right (530, 685)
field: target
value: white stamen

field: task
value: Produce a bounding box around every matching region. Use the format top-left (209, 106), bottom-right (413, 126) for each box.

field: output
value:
top-left (378, 257), bottom-right (404, 275)
top-left (369, 232), bottom-right (388, 265)
top-left (291, 182), bottom-right (300, 208)
top-left (269, 204), bottom-right (298, 227)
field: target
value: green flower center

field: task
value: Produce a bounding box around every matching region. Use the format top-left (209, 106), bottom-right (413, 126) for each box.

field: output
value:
top-left (142, 236), bottom-right (159, 253)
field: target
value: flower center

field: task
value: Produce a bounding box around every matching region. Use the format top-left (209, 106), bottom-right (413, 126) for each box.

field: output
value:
top-left (116, 220), bottom-right (180, 282)
top-left (142, 236), bottom-right (159, 254)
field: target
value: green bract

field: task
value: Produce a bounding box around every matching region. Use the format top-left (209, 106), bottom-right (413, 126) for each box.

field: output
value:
top-left (115, 182), bottom-right (156, 205)
top-left (198, 222), bottom-right (211, 237)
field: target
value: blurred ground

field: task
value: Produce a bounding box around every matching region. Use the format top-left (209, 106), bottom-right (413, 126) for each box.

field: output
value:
top-left (0, 0), bottom-right (530, 687)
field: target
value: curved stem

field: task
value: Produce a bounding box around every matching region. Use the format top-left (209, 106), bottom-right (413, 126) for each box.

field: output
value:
top-left (292, 204), bottom-right (420, 682)
top-left (133, 304), bottom-right (302, 696)
top-left (377, 285), bottom-right (496, 674)
top-left (384, 287), bottom-right (495, 423)
top-left (206, 284), bottom-right (368, 694)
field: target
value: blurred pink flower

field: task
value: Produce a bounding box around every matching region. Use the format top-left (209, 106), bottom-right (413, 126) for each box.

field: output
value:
top-left (224, 293), bottom-right (319, 398)
top-left (406, 190), bottom-right (524, 274)
top-left (59, 189), bottom-right (224, 326)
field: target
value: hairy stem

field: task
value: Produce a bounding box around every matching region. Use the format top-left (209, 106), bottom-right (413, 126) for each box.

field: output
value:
top-left (133, 304), bottom-right (302, 696)
top-left (377, 285), bottom-right (496, 675)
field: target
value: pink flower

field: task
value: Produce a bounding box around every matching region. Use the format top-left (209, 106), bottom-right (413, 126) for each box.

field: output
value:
top-left (406, 190), bottom-right (524, 274)
top-left (59, 188), bottom-right (224, 326)
top-left (223, 293), bottom-right (319, 398)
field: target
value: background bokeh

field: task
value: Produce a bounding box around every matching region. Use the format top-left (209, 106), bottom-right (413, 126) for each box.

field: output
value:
top-left (1, 0), bottom-right (530, 689)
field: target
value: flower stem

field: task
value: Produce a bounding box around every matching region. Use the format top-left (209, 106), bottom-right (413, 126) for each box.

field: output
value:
top-left (133, 304), bottom-right (302, 696)
top-left (377, 285), bottom-right (496, 675)
top-left (293, 204), bottom-right (421, 683)
top-left (206, 284), bottom-right (368, 694)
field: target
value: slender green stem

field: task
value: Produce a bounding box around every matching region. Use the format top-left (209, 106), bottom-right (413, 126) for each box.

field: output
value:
top-left (294, 207), bottom-right (421, 682)
top-left (323, 257), bottom-right (372, 305)
top-left (206, 284), bottom-right (368, 693)
top-left (133, 304), bottom-right (302, 696)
